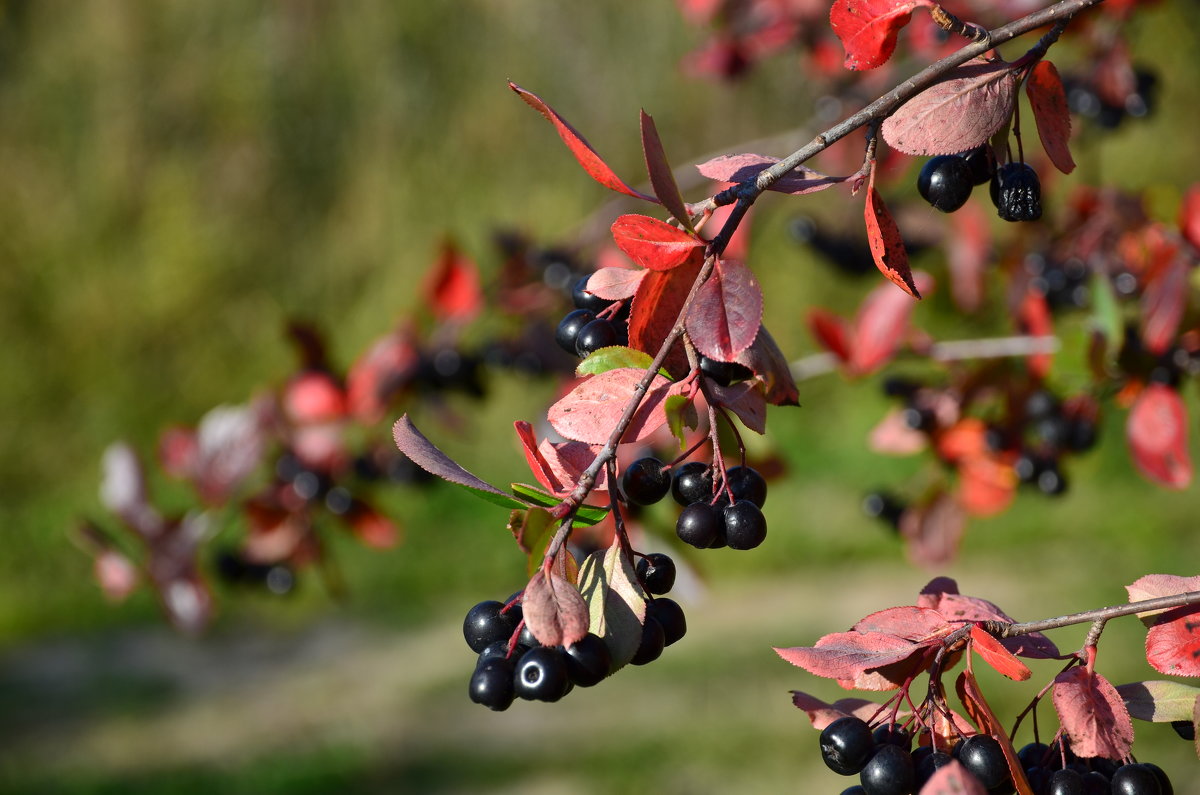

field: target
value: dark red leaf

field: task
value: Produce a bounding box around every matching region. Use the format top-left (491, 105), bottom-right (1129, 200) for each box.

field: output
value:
top-left (851, 606), bottom-right (951, 641)
top-left (921, 761), bottom-right (989, 795)
top-left (1180, 184), bottom-right (1200, 250)
top-left (807, 309), bottom-right (853, 364)
top-left (851, 272), bottom-right (933, 373)
top-left (546, 368), bottom-right (674, 445)
top-left (514, 421), bottom-right (566, 494)
top-left (586, 266), bottom-right (646, 301)
top-left (423, 241), bottom-right (483, 323)
top-left (708, 381), bottom-right (767, 434)
top-left (695, 153), bottom-right (847, 195)
top-left (1140, 254), bottom-right (1187, 356)
top-left (1026, 60), bottom-right (1076, 175)
top-left (686, 259), bottom-right (763, 362)
top-left (629, 256), bottom-right (703, 378)
top-left (829, 0), bottom-right (930, 71)
top-left (971, 624), bottom-right (1032, 681)
top-left (1127, 383), bottom-right (1192, 489)
top-left (881, 59), bottom-right (1018, 155)
top-left (508, 82), bottom-right (656, 202)
top-left (1052, 667), bottom-right (1135, 759)
top-left (790, 691), bottom-right (881, 730)
top-left (733, 325), bottom-right (800, 407)
top-left (918, 579), bottom-right (1059, 659)
top-left (640, 111), bottom-right (692, 230)
top-left (865, 179), bottom-right (920, 297)
top-left (393, 414), bottom-right (524, 508)
top-left (948, 201), bottom-right (990, 313)
top-left (611, 214), bottom-right (705, 272)
top-left (523, 571), bottom-right (590, 647)
top-left (774, 631), bottom-right (923, 688)
top-left (1147, 606), bottom-right (1200, 677)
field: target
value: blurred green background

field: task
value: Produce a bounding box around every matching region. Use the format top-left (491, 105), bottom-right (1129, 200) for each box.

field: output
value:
top-left (1, 0), bottom-right (1199, 792)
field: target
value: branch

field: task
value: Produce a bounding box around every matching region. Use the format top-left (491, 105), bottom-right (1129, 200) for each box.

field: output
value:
top-left (999, 590), bottom-right (1200, 638)
top-left (787, 335), bottom-right (1061, 381)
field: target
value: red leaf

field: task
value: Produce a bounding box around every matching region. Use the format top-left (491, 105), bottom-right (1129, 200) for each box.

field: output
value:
top-left (586, 266), bottom-right (646, 301)
top-left (881, 59), bottom-right (1018, 155)
top-left (640, 111), bottom-right (692, 230)
top-left (695, 153), bottom-right (847, 195)
top-left (898, 491), bottom-right (965, 568)
top-left (921, 761), bottom-right (988, 795)
top-left (1127, 384), bottom-right (1192, 489)
top-left (790, 691), bottom-right (881, 730)
top-left (546, 368), bottom-right (674, 445)
top-left (393, 414), bottom-right (519, 503)
top-left (541, 438), bottom-right (610, 493)
top-left (346, 501), bottom-right (400, 549)
top-left (865, 179), bottom-right (920, 297)
top-left (1140, 254), bottom-right (1187, 356)
top-left (918, 579), bottom-right (1059, 659)
top-left (1026, 60), bottom-right (1076, 175)
top-left (629, 256), bottom-right (703, 378)
top-left (686, 259), bottom-right (764, 362)
top-left (509, 82), bottom-right (657, 202)
top-left (1180, 184), bottom-right (1200, 250)
top-left (957, 455), bottom-right (1018, 518)
top-left (1052, 667), bottom-right (1135, 759)
top-left (852, 606), bottom-right (951, 641)
top-left (851, 272), bottom-right (934, 373)
top-left (1017, 289), bottom-right (1054, 379)
top-left (807, 309), bottom-right (853, 364)
top-left (1147, 606), bottom-right (1200, 677)
top-left (708, 381), bottom-right (767, 434)
top-left (1127, 574), bottom-right (1200, 616)
top-left (733, 325), bottom-right (800, 407)
top-left (284, 371), bottom-right (346, 424)
top-left (523, 571), bottom-right (590, 647)
top-left (948, 201), bottom-right (991, 313)
top-left (423, 241), bottom-right (483, 323)
top-left (869, 408), bottom-right (928, 455)
top-left (514, 421), bottom-right (566, 494)
top-left (829, 0), bottom-right (930, 71)
top-left (971, 625), bottom-right (1032, 681)
top-left (774, 631), bottom-right (923, 686)
top-left (611, 214), bottom-right (704, 272)
top-left (346, 327), bottom-right (420, 424)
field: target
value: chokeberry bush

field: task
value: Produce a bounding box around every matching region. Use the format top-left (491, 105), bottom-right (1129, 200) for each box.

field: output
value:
top-left (68, 0), bottom-right (1200, 790)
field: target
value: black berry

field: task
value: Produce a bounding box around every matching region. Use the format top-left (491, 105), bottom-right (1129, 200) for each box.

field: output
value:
top-left (1016, 742), bottom-right (1050, 770)
top-left (699, 355), bottom-right (754, 386)
top-left (463, 600), bottom-right (521, 653)
top-left (647, 597), bottom-right (687, 646)
top-left (840, 788), bottom-right (868, 795)
top-left (859, 743), bottom-right (916, 795)
top-left (914, 750), bottom-right (953, 788)
top-left (630, 616), bottom-right (666, 665)
top-left (571, 275), bottom-right (612, 313)
top-left (963, 145), bottom-right (993, 185)
top-left (1110, 764), bottom-right (1162, 795)
top-left (992, 162), bottom-right (1042, 222)
top-left (672, 461), bottom-right (714, 506)
top-left (621, 457), bottom-right (671, 506)
top-left (956, 735), bottom-right (1009, 790)
top-left (1141, 762), bottom-right (1173, 795)
top-left (636, 552), bottom-right (676, 595)
top-left (562, 633), bottom-right (612, 687)
top-left (725, 465), bottom-right (767, 507)
top-left (1047, 769), bottom-right (1084, 795)
top-left (514, 646), bottom-right (569, 702)
top-left (863, 492), bottom-right (904, 528)
top-left (872, 723), bottom-right (911, 749)
top-left (469, 659), bottom-right (516, 711)
top-left (676, 502), bottom-right (721, 548)
top-left (575, 318), bottom-right (619, 357)
top-left (724, 500), bottom-right (767, 550)
top-left (918, 154), bottom-right (974, 213)
top-left (819, 716), bottom-right (875, 776)
top-left (555, 309), bottom-right (596, 355)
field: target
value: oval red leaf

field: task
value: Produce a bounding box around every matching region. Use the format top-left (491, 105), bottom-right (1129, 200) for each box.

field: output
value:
top-left (851, 272), bottom-right (934, 373)
top-left (881, 59), bottom-right (1017, 155)
top-left (695, 153), bottom-right (847, 195)
top-left (629, 257), bottom-right (703, 378)
top-left (1127, 384), bottom-right (1192, 489)
top-left (1026, 60), bottom-right (1076, 175)
top-left (686, 259), bottom-right (763, 362)
top-left (829, 0), bottom-right (928, 71)
top-left (547, 368), bottom-right (673, 445)
top-left (865, 184), bottom-right (921, 297)
top-left (509, 82), bottom-right (657, 202)
top-left (807, 309), bottom-right (853, 364)
top-left (1052, 667), bottom-right (1135, 760)
top-left (523, 571), bottom-right (590, 648)
top-left (586, 266), bottom-right (646, 301)
top-left (423, 241), bottom-right (483, 322)
top-left (1140, 254), bottom-right (1187, 356)
top-left (733, 325), bottom-right (801, 407)
top-left (1147, 606), bottom-right (1200, 677)
top-left (971, 624), bottom-right (1032, 681)
top-left (611, 214), bottom-right (704, 271)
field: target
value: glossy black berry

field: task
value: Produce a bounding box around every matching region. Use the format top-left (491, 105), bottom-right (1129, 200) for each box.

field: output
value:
top-left (571, 275), bottom-right (612, 313)
top-left (918, 155), bottom-right (974, 213)
top-left (478, 640), bottom-right (522, 667)
top-left (820, 716), bottom-right (875, 776)
top-left (1081, 770), bottom-right (1110, 794)
top-left (575, 318), bottom-right (619, 357)
top-left (1016, 742), bottom-right (1051, 770)
top-left (1141, 762), bottom-right (1173, 795)
top-left (676, 502), bottom-right (721, 548)
top-left (1037, 465), bottom-right (1069, 496)
top-left (956, 735), bottom-right (1009, 790)
top-left (555, 309), bottom-right (596, 355)
top-left (562, 633), bottom-right (612, 687)
top-left (963, 145), bottom-right (993, 185)
top-left (518, 622), bottom-right (539, 649)
top-left (463, 600), bottom-right (521, 653)
top-left (636, 553), bottom-right (676, 595)
top-left (725, 465), bottom-right (767, 508)
top-left (724, 501), bottom-right (767, 550)
top-left (992, 162), bottom-right (1042, 222)
top-left (914, 750), bottom-right (953, 788)
top-left (872, 723), bottom-right (911, 749)
top-left (840, 788), bottom-right (868, 795)
top-left (1172, 719), bottom-right (1195, 741)
top-left (863, 492), bottom-right (904, 528)
top-left (621, 457), bottom-right (671, 506)
top-left (469, 659), bottom-right (516, 711)
top-left (672, 461), bottom-right (713, 506)
top-left (630, 616), bottom-right (666, 665)
top-left (1111, 764), bottom-right (1162, 795)
top-left (859, 743), bottom-right (916, 795)
top-left (647, 597), bottom-right (687, 646)
top-left (699, 355), bottom-right (754, 386)
top-left (514, 646), bottom-right (569, 702)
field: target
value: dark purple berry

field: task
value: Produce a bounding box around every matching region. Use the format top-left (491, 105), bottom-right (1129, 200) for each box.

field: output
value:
top-left (562, 633), bottom-right (612, 687)
top-left (672, 461), bottom-right (713, 506)
top-left (621, 457), bottom-right (671, 506)
top-left (647, 597), bottom-right (686, 646)
top-left (863, 492), bottom-right (904, 528)
top-left (676, 502), bottom-right (721, 548)
top-left (724, 500), bottom-right (767, 550)
top-left (902, 405), bottom-right (936, 432)
top-left (1016, 742), bottom-right (1051, 770)
top-left (918, 155), bottom-right (974, 213)
top-left (575, 318), bottom-right (619, 357)
top-left (914, 750), bottom-right (953, 788)
top-left (571, 275), bottom-right (612, 313)
top-left (1110, 763), bottom-right (1162, 795)
top-left (514, 646), bottom-right (569, 702)
top-left (1080, 770), bottom-right (1110, 795)
top-left (463, 600), bottom-right (521, 653)
top-left (555, 309), bottom-right (596, 355)
top-left (725, 465), bottom-right (767, 507)
top-left (699, 355), bottom-right (754, 386)
top-left (630, 616), bottom-right (666, 665)
top-left (820, 716), bottom-right (875, 776)
top-left (963, 145), bottom-right (993, 185)
top-left (518, 622), bottom-right (539, 649)
top-left (635, 552), bottom-right (676, 595)
top-left (957, 735), bottom-right (1009, 790)
top-left (859, 743), bottom-right (916, 795)
top-left (469, 659), bottom-right (516, 711)
top-left (992, 162), bottom-right (1042, 222)
top-left (1141, 762), bottom-right (1173, 795)
top-left (1037, 465), bottom-right (1068, 497)
top-left (840, 788), bottom-right (868, 795)
top-left (872, 723), bottom-right (911, 749)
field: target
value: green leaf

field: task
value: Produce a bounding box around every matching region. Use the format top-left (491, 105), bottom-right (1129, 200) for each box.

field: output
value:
top-left (510, 483), bottom-right (609, 527)
top-left (1117, 680), bottom-right (1200, 722)
top-left (508, 507), bottom-right (556, 578)
top-left (577, 537), bottom-right (647, 672)
top-left (576, 346), bottom-right (655, 377)
top-left (1088, 270), bottom-right (1123, 347)
top-left (664, 393), bottom-right (696, 450)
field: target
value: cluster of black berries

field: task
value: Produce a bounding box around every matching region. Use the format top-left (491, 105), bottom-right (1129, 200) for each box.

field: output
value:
top-left (789, 215), bottom-right (932, 279)
top-left (1024, 253), bottom-right (1091, 312)
top-left (214, 548), bottom-right (296, 595)
top-left (1064, 68), bottom-right (1157, 130)
top-left (916, 147), bottom-right (1041, 223)
top-left (1000, 389), bottom-right (1099, 497)
top-left (463, 581), bottom-right (687, 711)
top-left (820, 717), bottom-right (1014, 795)
top-left (1118, 325), bottom-right (1200, 389)
top-left (1016, 739), bottom-right (1174, 795)
top-left (555, 276), bottom-right (630, 359)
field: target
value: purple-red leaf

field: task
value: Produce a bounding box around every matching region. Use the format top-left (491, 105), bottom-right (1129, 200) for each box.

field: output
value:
top-left (881, 59), bottom-right (1018, 155)
top-left (1147, 606), bottom-right (1200, 677)
top-left (586, 266), bottom-right (646, 301)
top-left (790, 691), bottom-right (882, 730)
top-left (640, 111), bottom-right (692, 230)
top-left (611, 214), bottom-right (704, 272)
top-left (1026, 60), bottom-right (1076, 175)
top-left (898, 491), bottom-right (965, 568)
top-left (1140, 254), bottom-right (1187, 356)
top-left (1052, 667), bottom-right (1135, 759)
top-left (547, 368), bottom-right (673, 445)
top-left (774, 631), bottom-right (922, 688)
top-left (509, 82), bottom-right (657, 203)
top-left (921, 761), bottom-right (989, 795)
top-left (807, 309), bottom-right (853, 364)
top-left (523, 571), bottom-right (590, 648)
top-left (708, 380), bottom-right (767, 433)
top-left (918, 578), bottom-right (1059, 659)
top-left (865, 181), bottom-right (920, 297)
top-left (394, 414), bottom-right (524, 509)
top-left (1127, 574), bottom-right (1200, 618)
top-left (629, 256), bottom-right (703, 378)
top-left (686, 259), bottom-right (763, 362)
top-left (829, 0), bottom-right (931, 71)
top-left (852, 606), bottom-right (951, 641)
top-left (851, 271), bottom-right (933, 373)
top-left (971, 625), bottom-right (1032, 681)
top-left (1127, 383), bottom-right (1192, 489)
top-left (695, 153), bottom-right (847, 195)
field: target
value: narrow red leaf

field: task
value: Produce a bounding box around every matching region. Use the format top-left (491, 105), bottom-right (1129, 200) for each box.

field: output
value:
top-left (423, 241), bottom-right (483, 322)
top-left (881, 59), bottom-right (1018, 155)
top-left (1180, 184), bottom-right (1200, 251)
top-left (948, 201), bottom-right (990, 313)
top-left (640, 110), bottom-right (692, 230)
top-left (971, 625), bottom-right (1032, 681)
top-left (1026, 60), bottom-right (1076, 174)
top-left (1127, 383), bottom-right (1192, 489)
top-left (829, 0), bottom-right (929, 71)
top-left (807, 309), bottom-right (853, 363)
top-left (629, 257), bottom-right (703, 378)
top-left (774, 631), bottom-right (921, 685)
top-left (611, 214), bottom-right (705, 271)
top-left (1140, 254), bottom-right (1187, 356)
top-left (1017, 289), bottom-right (1053, 379)
top-left (523, 571), bottom-right (590, 648)
top-left (790, 691), bottom-right (881, 730)
top-left (865, 178), bottom-right (920, 297)
top-left (851, 271), bottom-right (934, 373)
top-left (586, 266), bottom-right (646, 301)
top-left (695, 153), bottom-right (847, 195)
top-left (393, 414), bottom-right (520, 505)
top-left (514, 421), bottom-right (566, 494)
top-left (921, 761), bottom-right (988, 795)
top-left (1052, 667), bottom-right (1135, 759)
top-left (508, 82), bottom-right (657, 202)
top-left (686, 259), bottom-right (764, 362)
top-left (957, 671), bottom-right (1036, 795)
top-left (546, 368), bottom-right (673, 445)
top-left (1147, 606), bottom-right (1200, 677)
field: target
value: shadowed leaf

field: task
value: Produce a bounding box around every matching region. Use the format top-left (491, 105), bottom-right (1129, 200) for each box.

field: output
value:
top-left (523, 571), bottom-right (589, 647)
top-left (1052, 667), bottom-right (1134, 759)
top-left (641, 110), bottom-right (693, 230)
top-left (394, 415), bottom-right (526, 510)
top-left (687, 259), bottom-right (763, 362)
top-left (1026, 60), bottom-right (1076, 174)
top-left (1116, 680), bottom-right (1200, 722)
top-left (578, 537), bottom-right (647, 671)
